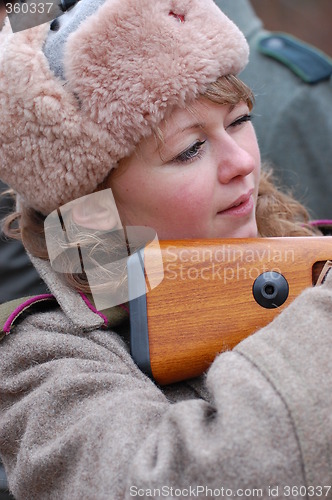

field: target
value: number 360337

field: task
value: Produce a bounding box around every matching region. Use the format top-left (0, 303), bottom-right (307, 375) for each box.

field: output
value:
top-left (5, 2), bottom-right (54, 14)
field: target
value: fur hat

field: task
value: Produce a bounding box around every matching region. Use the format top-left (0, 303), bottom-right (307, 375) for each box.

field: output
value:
top-left (0, 0), bottom-right (249, 215)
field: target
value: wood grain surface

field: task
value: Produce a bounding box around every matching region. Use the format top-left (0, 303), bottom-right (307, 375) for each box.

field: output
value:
top-left (144, 237), bottom-right (332, 384)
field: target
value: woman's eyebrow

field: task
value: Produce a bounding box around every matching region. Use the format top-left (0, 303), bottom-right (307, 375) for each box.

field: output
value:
top-left (163, 122), bottom-right (206, 144)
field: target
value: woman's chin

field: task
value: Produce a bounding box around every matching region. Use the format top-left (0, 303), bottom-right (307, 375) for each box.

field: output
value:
top-left (215, 221), bottom-right (258, 239)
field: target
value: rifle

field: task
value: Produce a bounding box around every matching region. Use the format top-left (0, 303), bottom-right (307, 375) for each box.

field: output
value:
top-left (128, 236), bottom-right (332, 385)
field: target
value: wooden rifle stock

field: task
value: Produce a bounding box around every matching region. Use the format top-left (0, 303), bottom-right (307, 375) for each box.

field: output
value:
top-left (128, 237), bottom-right (332, 385)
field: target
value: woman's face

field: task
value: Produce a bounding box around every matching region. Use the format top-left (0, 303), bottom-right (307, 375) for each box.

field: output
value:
top-left (109, 97), bottom-right (261, 239)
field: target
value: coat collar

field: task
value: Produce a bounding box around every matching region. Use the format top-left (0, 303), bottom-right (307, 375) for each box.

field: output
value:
top-left (28, 253), bottom-right (129, 331)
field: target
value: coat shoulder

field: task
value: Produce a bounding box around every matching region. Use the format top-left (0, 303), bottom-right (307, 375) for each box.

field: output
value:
top-left (257, 33), bottom-right (332, 84)
top-left (0, 294), bottom-right (57, 340)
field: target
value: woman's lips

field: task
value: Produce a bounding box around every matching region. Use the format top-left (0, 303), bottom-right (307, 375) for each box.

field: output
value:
top-left (217, 192), bottom-right (254, 217)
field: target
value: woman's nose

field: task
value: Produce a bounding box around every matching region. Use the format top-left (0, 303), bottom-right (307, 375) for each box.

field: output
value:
top-left (216, 137), bottom-right (257, 184)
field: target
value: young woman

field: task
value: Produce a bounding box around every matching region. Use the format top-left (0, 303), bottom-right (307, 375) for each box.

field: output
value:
top-left (0, 0), bottom-right (331, 498)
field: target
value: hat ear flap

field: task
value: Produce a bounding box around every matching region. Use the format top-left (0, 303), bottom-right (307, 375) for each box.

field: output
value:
top-left (71, 203), bottom-right (116, 231)
top-left (70, 190), bottom-right (123, 231)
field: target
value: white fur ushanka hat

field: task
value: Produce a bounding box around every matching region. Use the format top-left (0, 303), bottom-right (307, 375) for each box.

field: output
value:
top-left (0, 0), bottom-right (249, 215)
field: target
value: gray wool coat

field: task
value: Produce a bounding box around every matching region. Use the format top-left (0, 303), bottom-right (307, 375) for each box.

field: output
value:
top-left (0, 255), bottom-right (332, 500)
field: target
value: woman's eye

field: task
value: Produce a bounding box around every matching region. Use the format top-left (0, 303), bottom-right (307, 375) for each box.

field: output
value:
top-left (173, 140), bottom-right (206, 164)
top-left (230, 114), bottom-right (252, 128)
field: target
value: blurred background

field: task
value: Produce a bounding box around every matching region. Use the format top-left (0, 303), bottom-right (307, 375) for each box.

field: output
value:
top-left (251, 0), bottom-right (332, 57)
